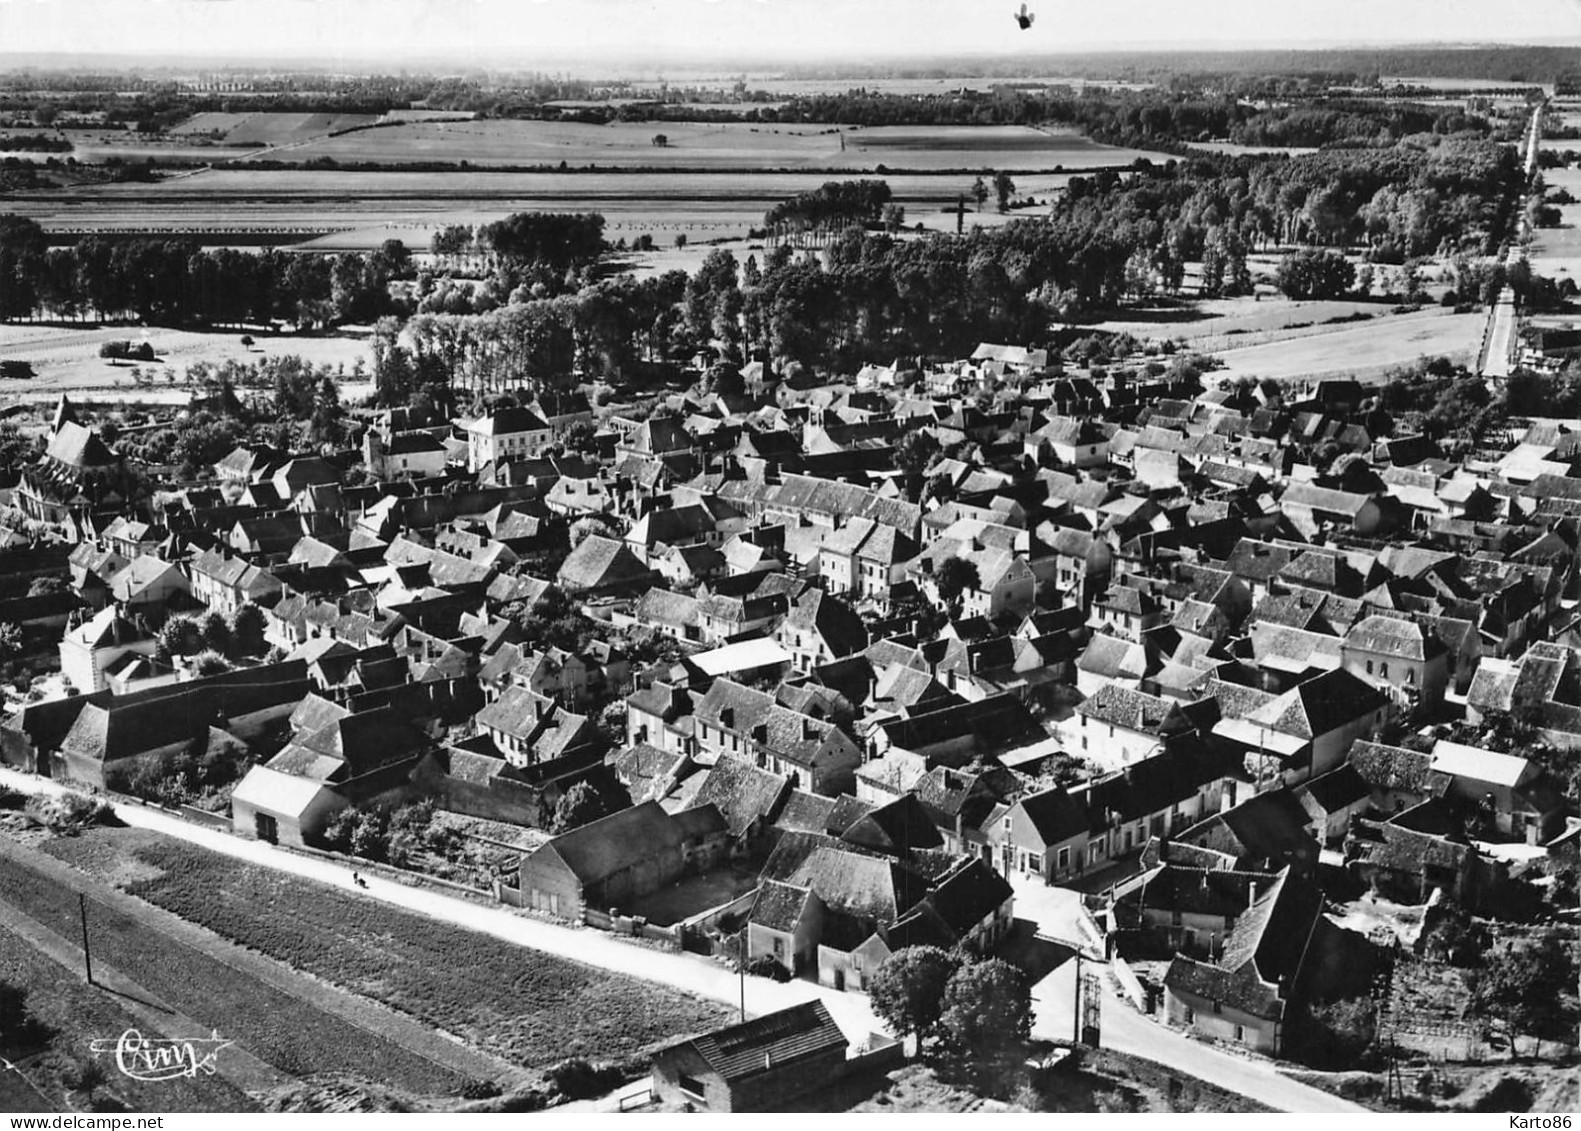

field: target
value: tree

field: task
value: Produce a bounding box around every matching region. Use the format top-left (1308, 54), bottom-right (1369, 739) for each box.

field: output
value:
top-left (26, 576), bottom-right (66, 597)
top-left (971, 176), bottom-right (989, 213)
top-left (551, 781), bottom-right (617, 834)
top-left (350, 808), bottom-right (390, 861)
top-left (993, 172), bottom-right (1016, 213)
top-left (939, 958), bottom-right (1032, 1057)
top-left (1276, 249), bottom-right (1356, 300)
top-left (869, 946), bottom-right (959, 1042)
top-left (199, 610), bottom-right (232, 656)
top-left (230, 602), bottom-right (267, 656)
top-left (1474, 934), bottom-right (1579, 1056)
top-left (0, 622), bottom-right (23, 662)
top-left (894, 430), bottom-right (940, 477)
top-left (191, 650), bottom-right (231, 677)
top-left (153, 615), bottom-right (200, 663)
top-left (935, 557), bottom-right (980, 606)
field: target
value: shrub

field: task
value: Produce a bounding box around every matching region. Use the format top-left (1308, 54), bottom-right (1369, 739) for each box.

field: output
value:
top-left (545, 1058), bottom-right (622, 1100)
top-left (746, 955), bottom-right (791, 982)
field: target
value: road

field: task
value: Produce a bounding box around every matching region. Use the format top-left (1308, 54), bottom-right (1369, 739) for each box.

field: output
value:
top-left (2, 768), bottom-right (1362, 1111)
top-left (1008, 875), bottom-right (1365, 1113)
top-left (0, 768), bottom-right (881, 1043)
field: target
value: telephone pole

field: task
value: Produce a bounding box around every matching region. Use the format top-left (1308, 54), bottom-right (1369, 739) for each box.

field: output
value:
top-left (78, 892), bottom-right (93, 985)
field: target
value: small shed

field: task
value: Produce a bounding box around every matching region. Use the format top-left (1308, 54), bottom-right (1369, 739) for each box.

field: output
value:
top-left (230, 765), bottom-right (347, 847)
top-left (650, 1000), bottom-right (848, 1112)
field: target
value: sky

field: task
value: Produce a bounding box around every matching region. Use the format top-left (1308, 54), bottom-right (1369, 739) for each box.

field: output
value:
top-left (1, 0), bottom-right (1579, 66)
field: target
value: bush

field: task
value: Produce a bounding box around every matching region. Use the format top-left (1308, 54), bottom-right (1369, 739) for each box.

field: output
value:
top-left (545, 1058), bottom-right (622, 1100)
top-left (25, 791), bottom-right (118, 835)
top-left (746, 955), bottom-right (792, 982)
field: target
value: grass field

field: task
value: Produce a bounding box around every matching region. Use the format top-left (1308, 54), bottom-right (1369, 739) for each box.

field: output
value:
top-left (0, 843), bottom-right (472, 1096)
top-left (1530, 166), bottom-right (1581, 282)
top-left (7, 166), bottom-right (1075, 252)
top-left (252, 117), bottom-right (1170, 172)
top-left (47, 828), bottom-right (730, 1074)
top-left (0, 923), bottom-right (258, 1112)
top-left (0, 323), bottom-right (371, 401)
top-left (1208, 304), bottom-right (1482, 384)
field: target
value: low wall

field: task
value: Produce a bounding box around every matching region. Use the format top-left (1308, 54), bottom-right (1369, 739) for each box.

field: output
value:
top-left (583, 906), bottom-right (682, 950)
top-left (176, 804), bottom-right (231, 830)
top-left (1111, 953), bottom-right (1149, 1013)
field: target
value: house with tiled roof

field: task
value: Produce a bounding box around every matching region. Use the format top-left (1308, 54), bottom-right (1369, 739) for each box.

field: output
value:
top-left (461, 407), bottom-right (553, 471)
top-left (475, 686), bottom-right (601, 769)
top-left (517, 800), bottom-right (701, 920)
top-left (189, 545), bottom-right (284, 616)
top-left (1066, 684), bottom-right (1187, 771)
top-left (1210, 668), bottom-right (1389, 786)
top-left (1162, 868), bottom-right (1324, 1054)
top-left (691, 678), bottom-right (861, 796)
top-left (1341, 614), bottom-right (1449, 711)
top-left (777, 588), bottom-right (868, 673)
top-left (556, 534), bottom-right (655, 596)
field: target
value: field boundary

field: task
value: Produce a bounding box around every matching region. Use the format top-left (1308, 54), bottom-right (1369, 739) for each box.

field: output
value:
top-left (0, 834), bottom-right (526, 1090)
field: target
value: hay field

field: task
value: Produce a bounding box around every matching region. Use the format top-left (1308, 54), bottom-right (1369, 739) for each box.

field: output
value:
top-left (276, 117), bottom-right (1167, 171)
top-left (10, 167), bottom-right (1074, 249)
top-left (1205, 304), bottom-right (1483, 384)
top-left (0, 323), bottom-right (371, 402)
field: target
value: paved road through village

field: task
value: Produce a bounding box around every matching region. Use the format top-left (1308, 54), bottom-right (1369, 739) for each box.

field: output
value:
top-left (0, 767), bottom-right (1362, 1112)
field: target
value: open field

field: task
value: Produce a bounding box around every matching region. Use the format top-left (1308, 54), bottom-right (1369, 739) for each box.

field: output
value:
top-left (0, 836), bottom-right (474, 1097)
top-left (0, 920), bottom-right (258, 1112)
top-left (4, 167), bottom-right (1074, 252)
top-left (47, 826), bottom-right (731, 1074)
top-left (1208, 304), bottom-right (1482, 384)
top-left (250, 118), bottom-right (1172, 172)
top-left (1530, 166), bottom-right (1581, 282)
top-left (1188, 142), bottom-right (1319, 157)
top-left (0, 323), bottom-right (372, 402)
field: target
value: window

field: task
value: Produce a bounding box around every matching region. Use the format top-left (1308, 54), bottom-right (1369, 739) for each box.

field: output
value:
top-left (772, 937), bottom-right (785, 959)
top-left (1081, 737), bottom-right (1088, 751)
top-left (1365, 659), bottom-right (1374, 674)
top-left (1406, 668), bottom-right (1415, 685)
top-left (1380, 662), bottom-right (1390, 678)
top-left (1212, 1000), bottom-right (1222, 1015)
top-left (1234, 1025), bottom-right (1247, 1044)
top-left (1184, 1005), bottom-right (1195, 1024)
top-left (1057, 846), bottom-right (1069, 870)
top-left (678, 1073), bottom-right (706, 1100)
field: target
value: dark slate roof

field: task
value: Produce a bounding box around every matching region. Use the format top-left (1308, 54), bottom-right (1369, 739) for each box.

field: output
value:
top-left (1015, 787), bottom-right (1088, 848)
top-left (1300, 762), bottom-right (1370, 813)
top-left (839, 793), bottom-right (944, 855)
top-left (672, 1000), bottom-right (846, 1082)
top-left (749, 879), bottom-right (811, 932)
top-left (536, 800), bottom-right (685, 885)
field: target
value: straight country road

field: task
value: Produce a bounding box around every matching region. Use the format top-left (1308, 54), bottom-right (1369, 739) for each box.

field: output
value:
top-left (1, 768), bottom-right (1363, 1111)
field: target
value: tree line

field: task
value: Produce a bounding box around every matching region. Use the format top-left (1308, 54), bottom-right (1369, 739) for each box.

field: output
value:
top-left (0, 216), bottom-right (412, 327)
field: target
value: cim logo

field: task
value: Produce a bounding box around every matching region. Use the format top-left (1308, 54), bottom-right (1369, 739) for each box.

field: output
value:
top-left (88, 1030), bottom-right (233, 1082)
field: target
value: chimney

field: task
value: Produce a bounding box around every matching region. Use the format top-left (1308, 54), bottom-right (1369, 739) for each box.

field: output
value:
top-left (1248, 878), bottom-right (1256, 909)
top-left (720, 707), bottom-right (734, 729)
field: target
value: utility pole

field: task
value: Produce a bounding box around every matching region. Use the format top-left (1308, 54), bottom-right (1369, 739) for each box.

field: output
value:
top-left (78, 892), bottom-right (93, 985)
